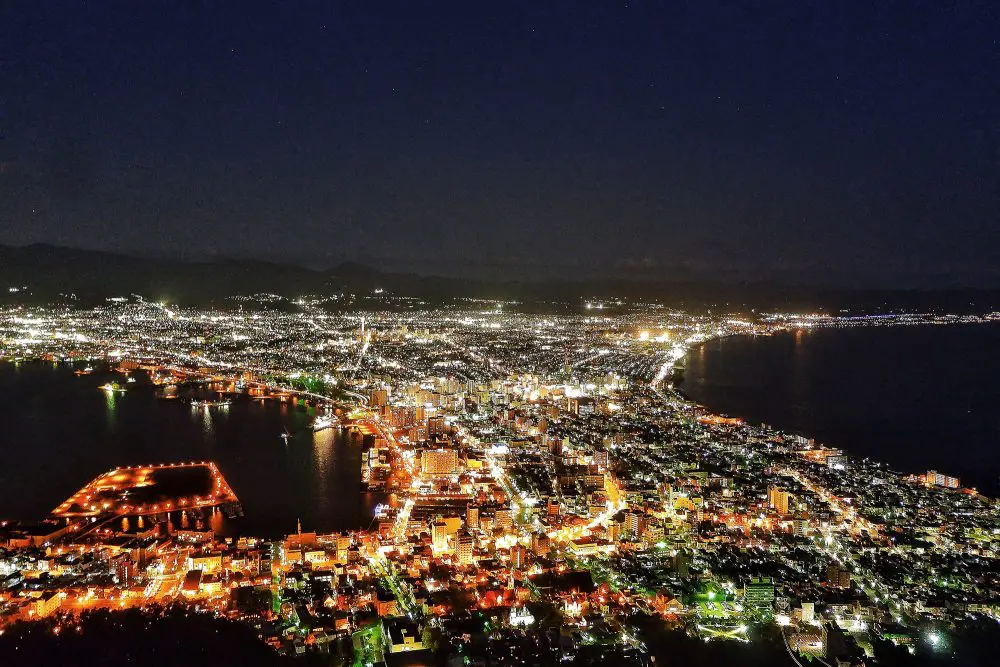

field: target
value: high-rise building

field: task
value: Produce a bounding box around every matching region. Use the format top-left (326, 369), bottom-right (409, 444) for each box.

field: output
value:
top-left (925, 470), bottom-right (960, 489)
top-left (567, 397), bottom-right (595, 417)
top-left (531, 532), bottom-right (551, 557)
top-left (427, 415), bottom-right (447, 438)
top-left (370, 388), bottom-right (388, 407)
top-left (421, 448), bottom-right (458, 475)
top-left (466, 504), bottom-right (480, 530)
top-left (744, 577), bottom-right (775, 609)
top-left (625, 510), bottom-right (646, 536)
top-left (456, 531), bottom-right (474, 565)
top-left (549, 436), bottom-right (564, 457)
top-left (494, 508), bottom-right (513, 530)
top-left (432, 520), bottom-right (449, 551)
top-left (546, 499), bottom-right (560, 518)
top-left (335, 534), bottom-right (352, 562)
top-left (768, 487), bottom-right (791, 515)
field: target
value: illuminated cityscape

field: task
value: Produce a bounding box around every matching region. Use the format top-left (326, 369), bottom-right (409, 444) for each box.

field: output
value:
top-left (2, 2), bottom-right (998, 665)
top-left (1, 297), bottom-right (998, 665)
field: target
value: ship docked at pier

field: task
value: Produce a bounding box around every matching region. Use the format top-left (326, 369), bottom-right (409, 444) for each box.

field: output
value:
top-left (312, 413), bottom-right (339, 431)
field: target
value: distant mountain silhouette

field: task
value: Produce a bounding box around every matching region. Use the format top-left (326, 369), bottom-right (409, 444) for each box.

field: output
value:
top-left (1, 244), bottom-right (998, 313)
top-left (0, 244), bottom-right (322, 304)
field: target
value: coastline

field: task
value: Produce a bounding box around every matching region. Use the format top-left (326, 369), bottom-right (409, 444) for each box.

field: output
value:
top-left (0, 361), bottom-right (380, 535)
top-left (2, 306), bottom-right (1000, 664)
top-left (669, 323), bottom-right (1000, 496)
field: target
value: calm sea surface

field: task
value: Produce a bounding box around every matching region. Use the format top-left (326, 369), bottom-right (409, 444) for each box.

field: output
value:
top-left (682, 323), bottom-right (1000, 495)
top-left (0, 362), bottom-right (381, 537)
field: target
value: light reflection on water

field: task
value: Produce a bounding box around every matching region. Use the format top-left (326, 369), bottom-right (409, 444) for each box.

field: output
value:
top-left (312, 427), bottom-right (335, 518)
top-left (682, 324), bottom-right (1000, 495)
top-left (198, 404), bottom-right (215, 437)
top-left (209, 506), bottom-right (224, 534)
top-left (104, 388), bottom-right (117, 430)
top-left (0, 362), bottom-right (384, 536)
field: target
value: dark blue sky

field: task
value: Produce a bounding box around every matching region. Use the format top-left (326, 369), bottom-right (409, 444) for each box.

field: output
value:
top-left (1, 1), bottom-right (997, 286)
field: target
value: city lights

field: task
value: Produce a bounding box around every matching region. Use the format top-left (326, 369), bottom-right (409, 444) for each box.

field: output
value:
top-left (0, 300), bottom-right (996, 664)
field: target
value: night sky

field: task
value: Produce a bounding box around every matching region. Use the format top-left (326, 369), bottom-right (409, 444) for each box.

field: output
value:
top-left (1, 2), bottom-right (997, 286)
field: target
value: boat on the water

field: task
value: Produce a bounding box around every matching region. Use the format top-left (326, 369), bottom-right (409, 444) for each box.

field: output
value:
top-left (191, 399), bottom-right (232, 409)
top-left (312, 415), bottom-right (336, 431)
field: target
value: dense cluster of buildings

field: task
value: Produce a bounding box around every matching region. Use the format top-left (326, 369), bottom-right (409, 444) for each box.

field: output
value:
top-left (1, 296), bottom-right (998, 664)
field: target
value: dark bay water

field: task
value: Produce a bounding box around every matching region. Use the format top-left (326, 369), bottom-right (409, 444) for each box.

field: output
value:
top-left (0, 362), bottom-right (381, 537)
top-left (683, 323), bottom-right (1000, 495)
